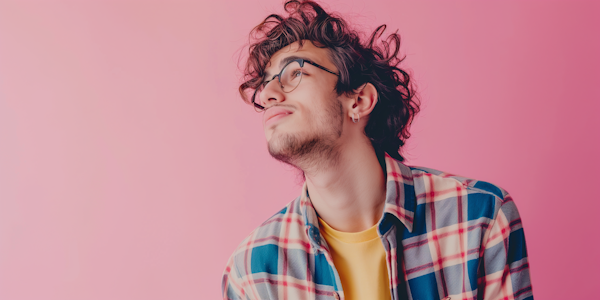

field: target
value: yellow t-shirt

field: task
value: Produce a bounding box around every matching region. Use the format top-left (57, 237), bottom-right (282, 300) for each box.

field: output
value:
top-left (318, 218), bottom-right (391, 300)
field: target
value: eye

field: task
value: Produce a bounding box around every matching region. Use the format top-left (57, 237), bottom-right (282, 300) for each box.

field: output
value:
top-left (291, 69), bottom-right (303, 77)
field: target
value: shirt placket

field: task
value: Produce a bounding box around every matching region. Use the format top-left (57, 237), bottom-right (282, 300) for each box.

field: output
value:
top-left (316, 234), bottom-right (345, 300)
top-left (380, 222), bottom-right (397, 300)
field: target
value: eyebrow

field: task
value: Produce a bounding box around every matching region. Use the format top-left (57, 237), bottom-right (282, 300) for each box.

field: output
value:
top-left (263, 55), bottom-right (309, 81)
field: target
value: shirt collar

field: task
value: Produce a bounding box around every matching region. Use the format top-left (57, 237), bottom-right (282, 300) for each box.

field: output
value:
top-left (301, 152), bottom-right (417, 249)
top-left (380, 152), bottom-right (416, 233)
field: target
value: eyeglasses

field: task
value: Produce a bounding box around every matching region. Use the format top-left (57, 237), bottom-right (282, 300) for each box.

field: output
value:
top-left (251, 58), bottom-right (339, 112)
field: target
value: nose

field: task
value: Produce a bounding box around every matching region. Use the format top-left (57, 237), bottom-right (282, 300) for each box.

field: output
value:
top-left (259, 78), bottom-right (285, 109)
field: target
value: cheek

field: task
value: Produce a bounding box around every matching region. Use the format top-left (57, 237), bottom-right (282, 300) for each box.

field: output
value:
top-left (300, 91), bottom-right (332, 119)
top-left (313, 96), bottom-right (342, 122)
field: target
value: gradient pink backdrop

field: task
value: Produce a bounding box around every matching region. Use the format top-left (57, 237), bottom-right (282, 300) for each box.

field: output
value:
top-left (0, 1), bottom-right (598, 299)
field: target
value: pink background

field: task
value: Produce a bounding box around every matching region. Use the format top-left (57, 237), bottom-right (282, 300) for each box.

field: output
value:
top-left (0, 0), bottom-right (598, 299)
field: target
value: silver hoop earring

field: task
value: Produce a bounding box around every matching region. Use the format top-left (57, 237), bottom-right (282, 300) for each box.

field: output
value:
top-left (352, 113), bottom-right (360, 123)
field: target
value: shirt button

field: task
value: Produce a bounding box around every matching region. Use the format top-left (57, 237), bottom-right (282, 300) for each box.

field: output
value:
top-left (333, 292), bottom-right (339, 299)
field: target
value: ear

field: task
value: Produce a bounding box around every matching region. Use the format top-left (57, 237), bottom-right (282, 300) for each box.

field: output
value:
top-left (347, 83), bottom-right (378, 122)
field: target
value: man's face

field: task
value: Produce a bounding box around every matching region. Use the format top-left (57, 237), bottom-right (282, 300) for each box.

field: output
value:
top-left (258, 40), bottom-right (345, 168)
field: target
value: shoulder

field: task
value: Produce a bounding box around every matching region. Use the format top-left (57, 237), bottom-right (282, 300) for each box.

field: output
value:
top-left (408, 165), bottom-right (516, 221)
top-left (223, 195), bottom-right (306, 276)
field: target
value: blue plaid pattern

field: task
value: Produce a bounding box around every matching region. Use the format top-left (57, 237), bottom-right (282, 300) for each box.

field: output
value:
top-left (222, 153), bottom-right (533, 300)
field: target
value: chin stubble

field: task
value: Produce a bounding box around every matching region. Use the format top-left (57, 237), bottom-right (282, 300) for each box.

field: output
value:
top-left (267, 98), bottom-right (344, 172)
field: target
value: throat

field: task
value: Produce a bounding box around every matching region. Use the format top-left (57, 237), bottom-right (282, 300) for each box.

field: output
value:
top-left (304, 147), bottom-right (387, 232)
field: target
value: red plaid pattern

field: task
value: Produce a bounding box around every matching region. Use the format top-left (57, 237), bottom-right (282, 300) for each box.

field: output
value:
top-left (222, 153), bottom-right (533, 300)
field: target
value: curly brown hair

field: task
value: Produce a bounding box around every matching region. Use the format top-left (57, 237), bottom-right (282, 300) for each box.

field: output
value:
top-left (239, 0), bottom-right (420, 162)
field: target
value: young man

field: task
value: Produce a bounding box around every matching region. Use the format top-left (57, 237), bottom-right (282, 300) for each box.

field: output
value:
top-left (222, 1), bottom-right (533, 299)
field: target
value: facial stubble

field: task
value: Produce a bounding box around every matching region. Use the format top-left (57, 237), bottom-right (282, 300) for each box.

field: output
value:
top-left (268, 98), bottom-right (344, 173)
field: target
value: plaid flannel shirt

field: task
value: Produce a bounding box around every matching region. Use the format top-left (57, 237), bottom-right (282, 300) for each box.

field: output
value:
top-left (222, 153), bottom-right (533, 300)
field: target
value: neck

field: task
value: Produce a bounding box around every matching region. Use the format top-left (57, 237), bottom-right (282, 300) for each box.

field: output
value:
top-left (304, 138), bottom-right (387, 232)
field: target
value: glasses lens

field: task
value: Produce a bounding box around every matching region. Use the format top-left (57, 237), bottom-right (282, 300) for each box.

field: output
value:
top-left (280, 61), bottom-right (303, 93)
top-left (250, 61), bottom-right (302, 112)
top-left (252, 84), bottom-right (266, 112)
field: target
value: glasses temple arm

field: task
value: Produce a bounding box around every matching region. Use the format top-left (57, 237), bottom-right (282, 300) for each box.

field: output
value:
top-left (305, 60), bottom-right (339, 76)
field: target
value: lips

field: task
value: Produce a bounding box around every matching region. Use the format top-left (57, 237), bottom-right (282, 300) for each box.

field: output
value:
top-left (264, 107), bottom-right (293, 126)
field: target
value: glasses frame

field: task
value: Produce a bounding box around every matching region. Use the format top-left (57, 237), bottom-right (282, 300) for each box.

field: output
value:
top-left (251, 58), bottom-right (339, 112)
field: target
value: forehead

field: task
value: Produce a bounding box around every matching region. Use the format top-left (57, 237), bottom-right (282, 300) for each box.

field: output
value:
top-left (264, 40), bottom-right (334, 77)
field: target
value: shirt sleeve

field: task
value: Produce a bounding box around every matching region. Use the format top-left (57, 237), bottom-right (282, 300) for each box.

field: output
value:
top-left (479, 193), bottom-right (534, 300)
top-left (221, 254), bottom-right (246, 300)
